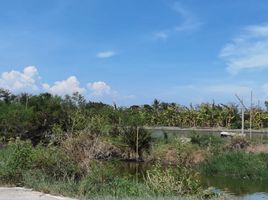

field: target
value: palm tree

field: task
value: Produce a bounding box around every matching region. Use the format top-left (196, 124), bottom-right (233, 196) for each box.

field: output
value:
top-left (120, 126), bottom-right (152, 161)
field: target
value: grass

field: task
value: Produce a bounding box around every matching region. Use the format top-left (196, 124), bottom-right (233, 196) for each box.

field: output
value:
top-left (0, 138), bottom-right (220, 199)
top-left (200, 151), bottom-right (268, 179)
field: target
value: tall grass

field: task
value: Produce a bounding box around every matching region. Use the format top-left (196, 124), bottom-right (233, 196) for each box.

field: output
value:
top-left (200, 151), bottom-right (268, 179)
top-left (0, 139), bottom-right (220, 199)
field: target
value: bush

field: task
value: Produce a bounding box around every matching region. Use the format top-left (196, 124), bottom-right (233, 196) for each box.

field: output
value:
top-left (78, 161), bottom-right (147, 198)
top-left (62, 131), bottom-right (97, 166)
top-left (78, 161), bottom-right (115, 196)
top-left (0, 138), bottom-right (82, 184)
top-left (0, 139), bottom-right (33, 183)
top-left (22, 170), bottom-right (79, 197)
top-left (226, 136), bottom-right (250, 150)
top-left (145, 164), bottom-right (202, 196)
top-left (120, 126), bottom-right (152, 160)
top-left (32, 145), bottom-right (82, 180)
top-left (190, 133), bottom-right (223, 148)
top-left (153, 138), bottom-right (207, 166)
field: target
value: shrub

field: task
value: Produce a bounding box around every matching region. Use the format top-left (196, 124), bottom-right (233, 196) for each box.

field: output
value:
top-left (22, 170), bottom-right (79, 197)
top-left (0, 138), bottom-right (33, 183)
top-left (62, 131), bottom-right (96, 166)
top-left (145, 164), bottom-right (202, 196)
top-left (119, 126), bottom-right (152, 160)
top-left (0, 138), bottom-right (82, 184)
top-left (190, 133), bottom-right (226, 154)
top-left (78, 161), bottom-right (115, 196)
top-left (32, 145), bottom-right (82, 180)
top-left (153, 138), bottom-right (207, 166)
top-left (226, 136), bottom-right (250, 150)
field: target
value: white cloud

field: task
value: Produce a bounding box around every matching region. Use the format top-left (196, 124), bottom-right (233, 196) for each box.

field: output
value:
top-left (0, 66), bottom-right (39, 93)
top-left (154, 31), bottom-right (169, 40)
top-left (96, 51), bottom-right (116, 58)
top-left (42, 76), bottom-right (85, 96)
top-left (220, 24), bottom-right (268, 74)
top-left (154, 2), bottom-right (202, 40)
top-left (0, 66), bottom-right (132, 103)
top-left (173, 2), bottom-right (203, 32)
top-left (87, 81), bottom-right (112, 96)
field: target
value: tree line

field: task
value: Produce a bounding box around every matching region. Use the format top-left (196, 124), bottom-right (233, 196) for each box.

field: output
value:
top-left (1, 88), bottom-right (268, 144)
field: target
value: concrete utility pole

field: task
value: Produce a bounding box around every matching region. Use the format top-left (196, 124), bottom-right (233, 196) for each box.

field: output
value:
top-left (242, 106), bottom-right (245, 135)
top-left (235, 94), bottom-right (247, 136)
top-left (250, 91), bottom-right (253, 139)
top-left (136, 127), bottom-right (139, 161)
top-left (26, 95), bottom-right (29, 109)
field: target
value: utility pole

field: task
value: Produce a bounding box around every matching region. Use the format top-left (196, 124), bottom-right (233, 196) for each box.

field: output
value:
top-left (250, 91), bottom-right (253, 139)
top-left (26, 95), bottom-right (29, 109)
top-left (235, 94), bottom-right (248, 136)
top-left (242, 105), bottom-right (244, 135)
top-left (136, 127), bottom-right (139, 161)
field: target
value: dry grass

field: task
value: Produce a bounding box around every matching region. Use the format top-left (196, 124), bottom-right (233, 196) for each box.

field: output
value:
top-left (246, 144), bottom-right (268, 153)
top-left (62, 132), bottom-right (125, 170)
top-left (152, 139), bottom-right (207, 166)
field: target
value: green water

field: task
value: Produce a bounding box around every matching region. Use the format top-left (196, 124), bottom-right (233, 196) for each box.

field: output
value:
top-left (200, 175), bottom-right (268, 196)
top-left (101, 161), bottom-right (268, 199)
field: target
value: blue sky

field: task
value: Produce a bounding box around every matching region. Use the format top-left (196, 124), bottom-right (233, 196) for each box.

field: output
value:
top-left (1, 0), bottom-right (268, 106)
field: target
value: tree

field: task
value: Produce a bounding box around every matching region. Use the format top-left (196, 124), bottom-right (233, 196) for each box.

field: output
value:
top-left (120, 126), bottom-right (152, 161)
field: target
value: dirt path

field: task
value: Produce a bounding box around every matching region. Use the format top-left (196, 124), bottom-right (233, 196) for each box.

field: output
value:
top-left (0, 187), bottom-right (77, 200)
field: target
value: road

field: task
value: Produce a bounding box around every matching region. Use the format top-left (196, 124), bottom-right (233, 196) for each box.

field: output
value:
top-left (0, 187), bottom-right (77, 200)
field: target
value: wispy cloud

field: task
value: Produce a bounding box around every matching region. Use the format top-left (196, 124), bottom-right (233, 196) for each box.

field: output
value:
top-left (204, 84), bottom-right (251, 95)
top-left (154, 2), bottom-right (203, 40)
top-left (154, 31), bottom-right (169, 40)
top-left (168, 83), bottom-right (253, 105)
top-left (220, 23), bottom-right (268, 74)
top-left (96, 51), bottom-right (116, 58)
top-left (173, 2), bottom-right (203, 32)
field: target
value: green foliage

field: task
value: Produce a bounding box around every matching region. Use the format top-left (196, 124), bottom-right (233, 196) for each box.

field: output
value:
top-left (0, 88), bottom-right (262, 199)
top-left (174, 138), bottom-right (201, 166)
top-left (0, 139), bottom-right (33, 183)
top-left (32, 145), bottom-right (82, 180)
top-left (226, 136), bottom-right (250, 150)
top-left (0, 104), bottom-right (35, 139)
top-left (146, 164), bottom-right (202, 196)
top-left (0, 139), bottom-right (82, 184)
top-left (79, 162), bottom-right (145, 198)
top-left (1, 88), bottom-right (268, 146)
top-left (200, 151), bottom-right (268, 179)
top-left (190, 133), bottom-right (223, 148)
top-left (22, 171), bottom-right (79, 197)
top-left (0, 141), bottom-right (221, 199)
top-left (120, 126), bottom-right (152, 160)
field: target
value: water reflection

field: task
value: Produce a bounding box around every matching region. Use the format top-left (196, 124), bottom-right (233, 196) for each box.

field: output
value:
top-left (100, 160), bottom-right (268, 199)
top-left (200, 175), bottom-right (268, 196)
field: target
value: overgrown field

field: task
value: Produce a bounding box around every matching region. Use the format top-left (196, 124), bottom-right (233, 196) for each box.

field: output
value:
top-left (1, 89), bottom-right (268, 199)
top-left (0, 138), bottom-right (220, 199)
top-left (2, 131), bottom-right (268, 199)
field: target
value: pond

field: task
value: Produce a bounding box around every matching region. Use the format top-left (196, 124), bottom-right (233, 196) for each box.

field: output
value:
top-left (102, 161), bottom-right (268, 200)
top-left (201, 175), bottom-right (268, 199)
